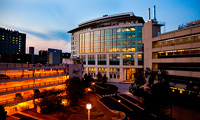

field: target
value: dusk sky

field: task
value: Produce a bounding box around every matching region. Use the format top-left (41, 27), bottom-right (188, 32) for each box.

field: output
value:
top-left (0, 0), bottom-right (200, 54)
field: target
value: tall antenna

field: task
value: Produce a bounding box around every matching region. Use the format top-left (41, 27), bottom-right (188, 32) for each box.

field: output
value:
top-left (148, 8), bottom-right (150, 20)
top-left (153, 5), bottom-right (156, 20)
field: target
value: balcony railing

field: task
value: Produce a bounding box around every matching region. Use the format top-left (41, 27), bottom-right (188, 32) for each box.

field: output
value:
top-left (0, 72), bottom-right (66, 80)
top-left (0, 80), bottom-right (65, 94)
top-left (0, 94), bottom-right (33, 105)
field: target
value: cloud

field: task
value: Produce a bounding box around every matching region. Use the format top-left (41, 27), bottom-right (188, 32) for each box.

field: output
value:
top-left (26, 34), bottom-right (71, 54)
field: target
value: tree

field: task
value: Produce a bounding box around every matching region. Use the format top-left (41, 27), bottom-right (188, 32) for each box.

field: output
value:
top-left (145, 68), bottom-right (158, 87)
top-left (102, 74), bottom-right (108, 85)
top-left (0, 105), bottom-right (7, 120)
top-left (129, 72), bottom-right (146, 97)
top-left (82, 73), bottom-right (94, 87)
top-left (36, 89), bottom-right (64, 114)
top-left (65, 77), bottom-right (85, 105)
top-left (143, 82), bottom-right (171, 120)
top-left (96, 72), bottom-right (102, 82)
top-left (134, 72), bottom-right (146, 87)
top-left (143, 68), bottom-right (171, 119)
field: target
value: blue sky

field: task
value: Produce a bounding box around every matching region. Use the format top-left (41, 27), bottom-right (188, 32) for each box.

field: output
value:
top-left (0, 0), bottom-right (200, 54)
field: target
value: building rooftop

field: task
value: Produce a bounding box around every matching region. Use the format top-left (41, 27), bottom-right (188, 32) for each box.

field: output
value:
top-left (68, 12), bottom-right (144, 33)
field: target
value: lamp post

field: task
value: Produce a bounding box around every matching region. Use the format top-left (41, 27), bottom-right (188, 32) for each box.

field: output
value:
top-left (87, 88), bottom-right (91, 101)
top-left (62, 99), bottom-right (69, 119)
top-left (118, 100), bottom-right (121, 117)
top-left (86, 103), bottom-right (92, 120)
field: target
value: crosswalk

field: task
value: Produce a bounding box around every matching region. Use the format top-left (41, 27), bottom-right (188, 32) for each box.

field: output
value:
top-left (102, 94), bottom-right (116, 97)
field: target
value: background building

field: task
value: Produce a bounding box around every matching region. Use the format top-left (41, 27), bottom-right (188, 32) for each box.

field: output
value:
top-left (29, 47), bottom-right (34, 64)
top-left (47, 48), bottom-right (62, 64)
top-left (143, 16), bottom-right (200, 88)
top-left (0, 27), bottom-right (26, 61)
top-left (68, 12), bottom-right (144, 82)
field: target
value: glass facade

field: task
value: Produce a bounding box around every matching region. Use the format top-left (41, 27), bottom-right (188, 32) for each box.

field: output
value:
top-left (79, 26), bottom-right (143, 53)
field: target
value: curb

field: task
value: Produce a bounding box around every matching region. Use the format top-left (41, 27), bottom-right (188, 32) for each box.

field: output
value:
top-left (95, 84), bottom-right (109, 90)
top-left (118, 94), bottom-right (144, 110)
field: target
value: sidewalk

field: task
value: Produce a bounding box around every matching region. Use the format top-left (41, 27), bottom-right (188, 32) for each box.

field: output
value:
top-left (89, 93), bottom-right (118, 120)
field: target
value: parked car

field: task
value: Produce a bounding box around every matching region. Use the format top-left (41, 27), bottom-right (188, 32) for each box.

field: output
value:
top-left (0, 74), bottom-right (10, 80)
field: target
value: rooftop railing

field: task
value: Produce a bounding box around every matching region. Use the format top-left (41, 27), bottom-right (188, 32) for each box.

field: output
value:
top-left (0, 63), bottom-right (68, 69)
top-left (0, 71), bottom-right (66, 80)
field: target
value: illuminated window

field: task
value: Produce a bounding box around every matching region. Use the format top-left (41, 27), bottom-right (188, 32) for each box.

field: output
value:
top-left (117, 29), bottom-right (121, 32)
top-left (130, 28), bottom-right (135, 31)
top-left (137, 40), bottom-right (142, 44)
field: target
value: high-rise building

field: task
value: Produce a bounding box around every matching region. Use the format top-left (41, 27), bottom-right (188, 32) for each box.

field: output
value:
top-left (0, 27), bottom-right (26, 57)
top-left (68, 12), bottom-right (144, 82)
top-left (29, 47), bottom-right (34, 64)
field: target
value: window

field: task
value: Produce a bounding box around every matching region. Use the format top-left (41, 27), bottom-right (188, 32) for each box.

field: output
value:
top-left (114, 74), bottom-right (116, 78)
top-left (117, 74), bottom-right (120, 79)
top-left (123, 54), bottom-right (134, 65)
top-left (109, 54), bottom-right (120, 65)
top-left (98, 54), bottom-right (106, 65)
top-left (88, 55), bottom-right (95, 65)
top-left (137, 40), bottom-right (142, 44)
top-left (138, 54), bottom-right (143, 65)
top-left (110, 74), bottom-right (112, 78)
top-left (80, 55), bottom-right (86, 64)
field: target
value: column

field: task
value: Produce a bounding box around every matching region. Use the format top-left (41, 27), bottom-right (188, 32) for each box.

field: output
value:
top-left (86, 54), bottom-right (88, 65)
top-left (120, 53), bottom-right (123, 66)
top-left (22, 70), bottom-right (24, 77)
top-left (106, 53), bottom-right (109, 66)
top-left (120, 68), bottom-right (123, 82)
top-left (95, 54), bottom-right (98, 66)
top-left (107, 68), bottom-right (110, 82)
top-left (135, 53), bottom-right (138, 67)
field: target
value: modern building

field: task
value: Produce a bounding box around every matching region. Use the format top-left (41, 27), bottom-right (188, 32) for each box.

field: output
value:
top-left (39, 50), bottom-right (47, 58)
top-left (0, 57), bottom-right (83, 115)
top-left (68, 12), bottom-right (144, 82)
top-left (47, 48), bottom-right (62, 64)
top-left (0, 27), bottom-right (26, 58)
top-left (48, 48), bottom-right (62, 53)
top-left (143, 15), bottom-right (200, 88)
top-left (29, 47), bottom-right (34, 64)
top-left (49, 52), bottom-right (61, 64)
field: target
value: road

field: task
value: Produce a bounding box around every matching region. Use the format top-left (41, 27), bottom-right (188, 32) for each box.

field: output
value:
top-left (95, 83), bottom-right (155, 120)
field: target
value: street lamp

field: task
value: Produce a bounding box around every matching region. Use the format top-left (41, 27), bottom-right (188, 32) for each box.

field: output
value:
top-left (62, 99), bottom-right (69, 119)
top-left (86, 103), bottom-right (92, 120)
top-left (118, 100), bottom-right (121, 117)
